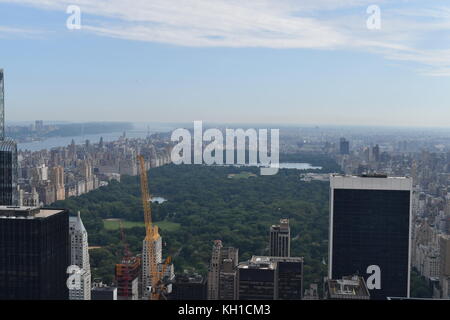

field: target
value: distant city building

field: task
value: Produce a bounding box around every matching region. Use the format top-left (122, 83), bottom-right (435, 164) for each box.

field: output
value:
top-left (339, 138), bottom-right (350, 155)
top-left (238, 256), bottom-right (278, 300)
top-left (169, 274), bottom-right (207, 300)
top-left (237, 256), bottom-right (303, 300)
top-left (372, 144), bottom-right (380, 162)
top-left (269, 218), bottom-right (291, 257)
top-left (324, 275), bottom-right (370, 300)
top-left (0, 206), bottom-right (69, 300)
top-left (69, 211), bottom-right (92, 300)
top-left (219, 258), bottom-right (238, 300)
top-left (270, 256), bottom-right (303, 300)
top-left (35, 120), bottom-right (44, 132)
top-left (329, 175), bottom-right (412, 300)
top-left (207, 240), bottom-right (239, 300)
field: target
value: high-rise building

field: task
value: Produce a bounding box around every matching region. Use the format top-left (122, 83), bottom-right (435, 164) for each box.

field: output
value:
top-left (270, 257), bottom-right (303, 300)
top-left (50, 166), bottom-right (65, 201)
top-left (237, 256), bottom-right (303, 300)
top-left (339, 138), bottom-right (350, 155)
top-left (329, 175), bottom-right (412, 300)
top-left (269, 219), bottom-right (290, 257)
top-left (169, 274), bottom-right (207, 300)
top-left (238, 256), bottom-right (278, 300)
top-left (0, 140), bottom-right (18, 205)
top-left (372, 144), bottom-right (380, 162)
top-left (439, 235), bottom-right (450, 299)
top-left (219, 258), bottom-right (238, 300)
top-left (207, 240), bottom-right (239, 300)
top-left (0, 206), bottom-right (69, 300)
top-left (0, 69), bottom-right (18, 206)
top-left (141, 232), bottom-right (162, 297)
top-left (0, 69), bottom-right (4, 139)
top-left (35, 120), bottom-right (44, 132)
top-left (69, 211), bottom-right (91, 300)
top-left (207, 240), bottom-right (223, 300)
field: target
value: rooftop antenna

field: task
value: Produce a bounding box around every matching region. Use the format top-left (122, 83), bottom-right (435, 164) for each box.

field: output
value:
top-left (0, 69), bottom-right (5, 140)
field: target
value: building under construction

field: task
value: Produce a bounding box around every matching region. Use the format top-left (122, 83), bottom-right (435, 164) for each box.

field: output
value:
top-left (115, 220), bottom-right (141, 300)
top-left (115, 256), bottom-right (141, 300)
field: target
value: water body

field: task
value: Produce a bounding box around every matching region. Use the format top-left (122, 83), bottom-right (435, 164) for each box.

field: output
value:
top-left (151, 197), bottom-right (167, 203)
top-left (277, 163), bottom-right (322, 170)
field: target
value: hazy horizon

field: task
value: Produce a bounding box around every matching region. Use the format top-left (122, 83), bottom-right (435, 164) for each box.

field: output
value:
top-left (1, 0), bottom-right (449, 127)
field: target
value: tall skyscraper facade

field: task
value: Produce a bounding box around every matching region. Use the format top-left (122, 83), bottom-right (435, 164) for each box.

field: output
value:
top-left (329, 175), bottom-right (412, 300)
top-left (207, 240), bottom-right (239, 300)
top-left (238, 256), bottom-right (278, 300)
top-left (270, 257), bottom-right (303, 300)
top-left (0, 206), bottom-right (69, 300)
top-left (69, 211), bottom-right (92, 300)
top-left (0, 69), bottom-right (18, 206)
top-left (169, 274), bottom-right (207, 300)
top-left (237, 256), bottom-right (303, 300)
top-left (269, 219), bottom-right (290, 257)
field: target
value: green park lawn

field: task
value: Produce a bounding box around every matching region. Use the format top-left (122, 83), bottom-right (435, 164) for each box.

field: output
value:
top-left (103, 219), bottom-right (181, 232)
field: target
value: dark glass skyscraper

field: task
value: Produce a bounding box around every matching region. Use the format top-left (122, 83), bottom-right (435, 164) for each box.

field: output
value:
top-left (0, 139), bottom-right (18, 205)
top-left (269, 219), bottom-right (290, 257)
top-left (0, 206), bottom-right (70, 300)
top-left (329, 175), bottom-right (412, 300)
top-left (0, 69), bottom-right (18, 206)
top-left (339, 138), bottom-right (350, 155)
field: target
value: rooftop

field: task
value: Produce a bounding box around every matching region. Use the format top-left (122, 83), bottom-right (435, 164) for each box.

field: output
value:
top-left (239, 256), bottom-right (277, 270)
top-left (326, 276), bottom-right (370, 300)
top-left (0, 206), bottom-right (65, 219)
top-left (330, 174), bottom-right (412, 191)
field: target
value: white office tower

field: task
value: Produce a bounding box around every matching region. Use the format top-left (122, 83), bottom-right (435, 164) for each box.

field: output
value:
top-left (141, 235), bottom-right (162, 297)
top-left (69, 211), bottom-right (92, 300)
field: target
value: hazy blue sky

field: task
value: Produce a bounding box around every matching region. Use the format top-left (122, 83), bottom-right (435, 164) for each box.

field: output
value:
top-left (0, 0), bottom-right (449, 126)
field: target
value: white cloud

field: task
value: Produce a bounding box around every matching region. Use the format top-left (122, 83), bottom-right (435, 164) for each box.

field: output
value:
top-left (1, 0), bottom-right (449, 75)
top-left (0, 25), bottom-right (42, 38)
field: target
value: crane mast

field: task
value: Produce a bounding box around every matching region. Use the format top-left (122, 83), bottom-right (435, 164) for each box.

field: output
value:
top-left (138, 155), bottom-right (165, 300)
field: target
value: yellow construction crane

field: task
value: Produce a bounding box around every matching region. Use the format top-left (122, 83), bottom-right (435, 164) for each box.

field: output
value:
top-left (138, 155), bottom-right (171, 300)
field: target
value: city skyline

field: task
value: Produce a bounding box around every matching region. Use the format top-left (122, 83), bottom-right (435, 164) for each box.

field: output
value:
top-left (0, 1), bottom-right (449, 126)
top-left (1, 0), bottom-right (450, 304)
